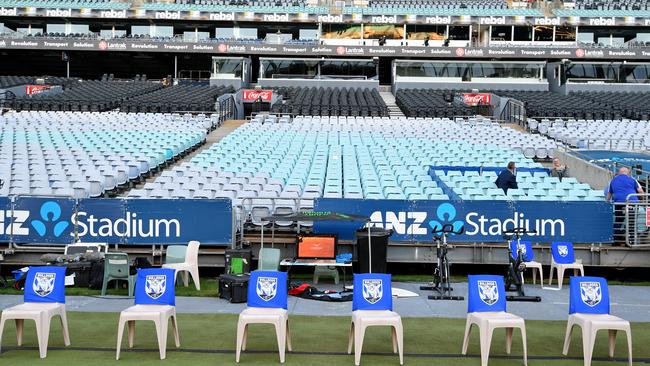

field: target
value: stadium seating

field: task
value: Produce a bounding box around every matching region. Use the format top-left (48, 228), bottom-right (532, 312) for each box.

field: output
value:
top-left (529, 118), bottom-right (650, 150)
top-left (361, 0), bottom-right (542, 15)
top-left (270, 87), bottom-right (389, 117)
top-left (395, 89), bottom-right (474, 118)
top-left (0, 111), bottom-right (211, 198)
top-left (142, 0), bottom-right (327, 14)
top-left (555, 0), bottom-right (650, 16)
top-left (0, 76), bottom-right (35, 89)
top-left (11, 80), bottom-right (163, 112)
top-left (120, 85), bottom-right (235, 113)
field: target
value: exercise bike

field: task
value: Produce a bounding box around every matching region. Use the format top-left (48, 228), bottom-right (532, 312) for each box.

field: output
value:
top-left (503, 228), bottom-right (541, 302)
top-left (420, 224), bottom-right (464, 301)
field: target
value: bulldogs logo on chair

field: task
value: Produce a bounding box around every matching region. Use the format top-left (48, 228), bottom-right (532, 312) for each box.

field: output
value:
top-left (33, 272), bottom-right (56, 298)
top-left (362, 279), bottom-right (383, 305)
top-left (558, 245), bottom-right (569, 257)
top-left (145, 275), bottom-right (167, 300)
top-left (477, 280), bottom-right (499, 305)
top-left (256, 276), bottom-right (278, 302)
top-left (580, 281), bottom-right (602, 307)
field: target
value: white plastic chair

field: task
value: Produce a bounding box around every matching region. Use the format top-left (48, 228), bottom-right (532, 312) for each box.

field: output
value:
top-left (510, 240), bottom-right (543, 286)
top-left (116, 268), bottom-right (180, 360)
top-left (236, 271), bottom-right (291, 363)
top-left (462, 275), bottom-right (527, 366)
top-left (549, 242), bottom-right (584, 289)
top-left (562, 277), bottom-right (632, 366)
top-left (162, 240), bottom-right (201, 291)
top-left (0, 266), bottom-right (70, 358)
top-left (348, 273), bottom-right (403, 366)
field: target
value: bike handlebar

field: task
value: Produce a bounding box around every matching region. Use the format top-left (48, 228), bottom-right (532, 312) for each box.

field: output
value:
top-left (431, 223), bottom-right (465, 236)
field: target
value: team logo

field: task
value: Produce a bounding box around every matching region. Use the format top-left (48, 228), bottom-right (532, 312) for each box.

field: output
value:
top-left (455, 48), bottom-right (465, 57)
top-left (362, 279), bottom-right (383, 304)
top-left (336, 46), bottom-right (346, 55)
top-left (517, 244), bottom-right (527, 256)
top-left (33, 272), bottom-right (56, 297)
top-left (217, 43), bottom-right (228, 53)
top-left (575, 48), bottom-right (585, 58)
top-left (478, 280), bottom-right (499, 305)
top-left (31, 201), bottom-right (70, 237)
top-left (145, 275), bottom-right (167, 300)
top-left (256, 276), bottom-right (277, 301)
top-left (98, 40), bottom-right (108, 50)
top-left (580, 282), bottom-right (602, 307)
top-left (558, 245), bottom-right (569, 257)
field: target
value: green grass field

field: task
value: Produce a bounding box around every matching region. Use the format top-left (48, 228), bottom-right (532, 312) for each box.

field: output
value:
top-left (0, 312), bottom-right (646, 366)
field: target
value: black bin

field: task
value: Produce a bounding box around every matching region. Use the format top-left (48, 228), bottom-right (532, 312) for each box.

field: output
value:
top-left (356, 228), bottom-right (392, 274)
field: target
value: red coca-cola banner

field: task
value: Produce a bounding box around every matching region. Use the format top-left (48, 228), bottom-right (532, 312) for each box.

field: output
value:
top-left (25, 85), bottom-right (53, 95)
top-left (242, 89), bottom-right (273, 102)
top-left (646, 207), bottom-right (650, 227)
top-left (462, 93), bottom-right (491, 106)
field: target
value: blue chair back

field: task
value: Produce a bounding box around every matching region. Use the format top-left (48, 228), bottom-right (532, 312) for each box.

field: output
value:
top-left (248, 270), bottom-right (288, 309)
top-left (552, 242), bottom-right (576, 264)
top-left (353, 273), bottom-right (393, 311)
top-left (509, 240), bottom-right (534, 262)
top-left (569, 276), bottom-right (610, 315)
top-left (134, 268), bottom-right (176, 306)
top-left (24, 266), bottom-right (66, 304)
top-left (468, 275), bottom-right (506, 313)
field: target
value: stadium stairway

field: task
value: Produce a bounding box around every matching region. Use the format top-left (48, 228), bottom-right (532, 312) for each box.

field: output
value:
top-left (379, 91), bottom-right (406, 118)
top-left (125, 119), bottom-right (247, 194)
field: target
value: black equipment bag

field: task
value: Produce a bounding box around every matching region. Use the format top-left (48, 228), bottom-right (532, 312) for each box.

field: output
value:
top-left (59, 261), bottom-right (93, 288)
top-left (89, 260), bottom-right (105, 289)
top-left (131, 257), bottom-right (152, 275)
top-left (218, 274), bottom-right (249, 303)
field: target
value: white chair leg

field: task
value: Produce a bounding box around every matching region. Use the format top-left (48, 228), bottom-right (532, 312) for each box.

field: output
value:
top-left (537, 267), bottom-right (544, 288)
top-left (562, 321), bottom-right (574, 355)
top-left (182, 271), bottom-right (189, 287)
top-left (505, 327), bottom-right (513, 354)
top-left (313, 271), bottom-right (319, 285)
top-left (171, 315), bottom-right (180, 348)
top-left (395, 321), bottom-right (404, 366)
top-left (274, 319), bottom-right (287, 363)
top-left (354, 323), bottom-right (367, 366)
top-left (0, 316), bottom-right (7, 354)
top-left (127, 320), bottom-right (135, 348)
top-left (608, 330), bottom-right (617, 358)
top-left (479, 325), bottom-right (494, 366)
top-left (548, 265), bottom-right (555, 286)
top-left (579, 266), bottom-right (585, 276)
top-left (461, 318), bottom-right (472, 355)
top-left (15, 318), bottom-right (24, 346)
top-left (116, 318), bottom-right (126, 360)
top-left (532, 269), bottom-right (537, 285)
top-left (520, 325), bottom-right (528, 366)
top-left (59, 311), bottom-right (71, 346)
top-left (581, 325), bottom-right (595, 366)
top-left (242, 324), bottom-right (248, 351)
top-left (38, 315), bottom-right (50, 359)
top-left (189, 267), bottom-right (201, 291)
top-left (625, 328), bottom-right (633, 366)
top-left (236, 319), bottom-right (246, 363)
top-left (286, 319), bottom-right (292, 352)
top-left (347, 322), bottom-right (354, 355)
top-left (155, 315), bottom-right (169, 360)
top-left (391, 326), bottom-right (397, 354)
top-left (557, 267), bottom-right (566, 290)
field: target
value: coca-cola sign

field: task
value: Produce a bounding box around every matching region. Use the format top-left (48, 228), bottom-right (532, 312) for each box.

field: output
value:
top-left (462, 93), bottom-right (491, 106)
top-left (242, 89), bottom-right (273, 102)
top-left (25, 85), bottom-right (53, 95)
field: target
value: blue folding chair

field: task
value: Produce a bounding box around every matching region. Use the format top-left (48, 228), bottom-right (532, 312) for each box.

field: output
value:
top-left (462, 275), bottom-right (528, 366)
top-left (549, 242), bottom-right (584, 289)
top-left (348, 273), bottom-right (403, 366)
top-left (0, 266), bottom-right (70, 358)
top-left (236, 270), bottom-right (292, 363)
top-left (116, 268), bottom-right (180, 360)
top-left (563, 276), bottom-right (632, 366)
top-left (509, 240), bottom-right (543, 286)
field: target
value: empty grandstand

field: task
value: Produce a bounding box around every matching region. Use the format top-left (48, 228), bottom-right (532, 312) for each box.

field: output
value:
top-left (270, 87), bottom-right (388, 117)
top-left (119, 84), bottom-right (235, 113)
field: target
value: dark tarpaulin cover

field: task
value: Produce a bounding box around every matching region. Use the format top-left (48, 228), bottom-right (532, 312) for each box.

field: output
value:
top-left (262, 211), bottom-right (369, 223)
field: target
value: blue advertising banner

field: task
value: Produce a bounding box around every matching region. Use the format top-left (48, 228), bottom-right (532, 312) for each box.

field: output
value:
top-left (0, 197), bottom-right (233, 245)
top-left (313, 198), bottom-right (613, 243)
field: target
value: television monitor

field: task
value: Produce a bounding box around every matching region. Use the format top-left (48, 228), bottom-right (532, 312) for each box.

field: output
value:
top-left (297, 235), bottom-right (337, 259)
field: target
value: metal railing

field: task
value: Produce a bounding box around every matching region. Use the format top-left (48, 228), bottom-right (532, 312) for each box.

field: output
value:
top-left (621, 193), bottom-right (650, 247)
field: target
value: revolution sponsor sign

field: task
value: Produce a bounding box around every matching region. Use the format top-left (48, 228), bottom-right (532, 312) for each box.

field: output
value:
top-left (0, 197), bottom-right (233, 245)
top-left (313, 198), bottom-right (613, 243)
top-left (242, 89), bottom-right (273, 102)
top-left (3, 37), bottom-right (650, 59)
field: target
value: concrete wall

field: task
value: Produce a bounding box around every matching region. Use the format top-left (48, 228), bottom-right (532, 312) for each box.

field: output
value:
top-left (555, 148), bottom-right (614, 190)
top-left (258, 78), bottom-right (379, 89)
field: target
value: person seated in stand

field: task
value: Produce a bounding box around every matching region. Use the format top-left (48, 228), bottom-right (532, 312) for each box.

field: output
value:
top-left (495, 161), bottom-right (518, 194)
top-left (551, 158), bottom-right (568, 181)
top-left (424, 36), bottom-right (430, 47)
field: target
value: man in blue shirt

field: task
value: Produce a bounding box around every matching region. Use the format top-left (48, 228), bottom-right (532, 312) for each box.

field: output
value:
top-left (606, 167), bottom-right (644, 245)
top-left (495, 162), bottom-right (518, 194)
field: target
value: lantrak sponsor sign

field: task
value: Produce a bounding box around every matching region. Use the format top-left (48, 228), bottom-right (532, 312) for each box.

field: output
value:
top-left (0, 197), bottom-right (232, 245)
top-left (312, 199), bottom-right (613, 243)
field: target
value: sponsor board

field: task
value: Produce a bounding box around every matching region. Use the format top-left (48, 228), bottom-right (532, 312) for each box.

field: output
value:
top-left (0, 197), bottom-right (232, 245)
top-left (461, 93), bottom-right (491, 106)
top-left (25, 85), bottom-right (53, 95)
top-left (242, 89), bottom-right (273, 102)
top-left (312, 198), bottom-right (613, 243)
